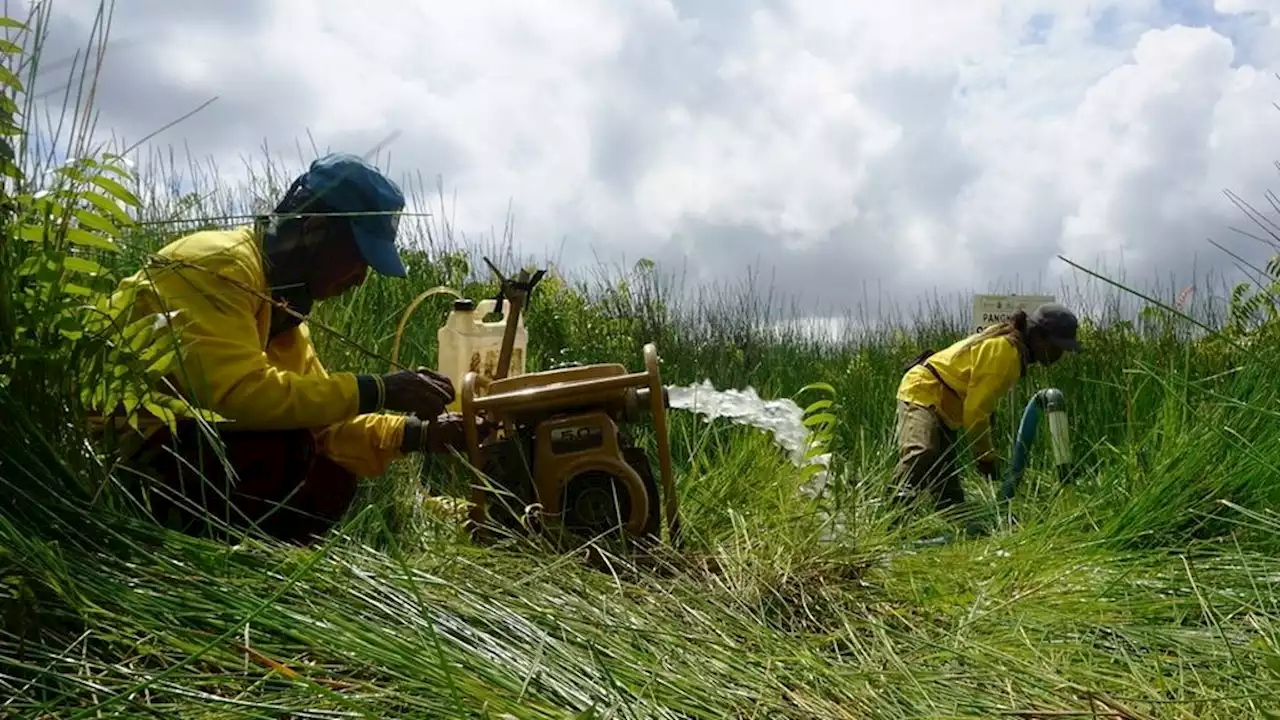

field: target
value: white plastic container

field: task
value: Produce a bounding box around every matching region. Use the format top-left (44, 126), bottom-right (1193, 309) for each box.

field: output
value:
top-left (436, 297), bottom-right (527, 411)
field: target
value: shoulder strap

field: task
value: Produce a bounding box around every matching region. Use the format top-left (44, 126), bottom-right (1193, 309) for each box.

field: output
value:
top-left (923, 360), bottom-right (960, 397)
top-left (903, 348), bottom-right (934, 374)
top-left (906, 349), bottom-right (962, 398)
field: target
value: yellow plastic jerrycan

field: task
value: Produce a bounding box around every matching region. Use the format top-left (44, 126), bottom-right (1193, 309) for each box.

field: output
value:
top-left (436, 297), bottom-right (527, 411)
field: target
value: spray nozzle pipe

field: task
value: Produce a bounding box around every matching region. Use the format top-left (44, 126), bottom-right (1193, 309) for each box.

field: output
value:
top-left (1037, 388), bottom-right (1072, 474)
top-left (1001, 387), bottom-right (1073, 502)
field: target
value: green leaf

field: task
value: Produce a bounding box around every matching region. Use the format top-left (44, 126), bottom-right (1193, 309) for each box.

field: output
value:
top-left (62, 256), bottom-right (103, 276)
top-left (18, 222), bottom-right (47, 244)
top-left (80, 189), bottom-right (135, 227)
top-left (34, 255), bottom-right (62, 282)
top-left (57, 313), bottom-right (85, 341)
top-left (0, 38), bottom-right (20, 55)
top-left (53, 163), bottom-right (87, 186)
top-left (802, 398), bottom-right (834, 415)
top-left (122, 392), bottom-right (142, 430)
top-left (137, 333), bottom-right (177, 364)
top-left (0, 63), bottom-right (22, 92)
top-left (74, 207), bottom-right (119, 236)
top-left (0, 16), bottom-right (29, 30)
top-left (89, 378), bottom-right (106, 410)
top-left (126, 329), bottom-right (158, 355)
top-left (66, 227), bottom-right (120, 252)
top-left (117, 313), bottom-right (158, 344)
top-left (799, 464), bottom-right (826, 481)
top-left (141, 400), bottom-right (179, 433)
top-left (153, 392), bottom-right (226, 424)
top-left (803, 412), bottom-right (837, 429)
top-left (0, 158), bottom-right (21, 181)
top-left (100, 382), bottom-right (121, 417)
top-left (1263, 652), bottom-right (1280, 679)
top-left (797, 381), bottom-right (836, 397)
top-left (91, 175), bottom-right (142, 209)
top-left (15, 254), bottom-right (39, 276)
top-left (145, 349), bottom-right (178, 377)
top-left (95, 156), bottom-right (135, 181)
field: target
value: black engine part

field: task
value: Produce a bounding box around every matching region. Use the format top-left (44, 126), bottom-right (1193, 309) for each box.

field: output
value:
top-left (478, 433), bottom-right (538, 533)
top-left (559, 446), bottom-right (660, 539)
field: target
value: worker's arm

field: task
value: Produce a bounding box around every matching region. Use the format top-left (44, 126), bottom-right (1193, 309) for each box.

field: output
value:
top-left (963, 338), bottom-right (1022, 461)
top-left (291, 326), bottom-right (409, 477)
top-left (150, 256), bottom-right (382, 430)
top-left (314, 415), bottom-right (408, 477)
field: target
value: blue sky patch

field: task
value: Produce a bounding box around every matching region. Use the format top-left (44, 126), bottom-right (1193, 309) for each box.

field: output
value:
top-left (1022, 12), bottom-right (1055, 44)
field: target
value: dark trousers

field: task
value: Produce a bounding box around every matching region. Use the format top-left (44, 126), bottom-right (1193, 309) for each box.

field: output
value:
top-left (128, 422), bottom-right (359, 545)
top-left (890, 400), bottom-right (965, 511)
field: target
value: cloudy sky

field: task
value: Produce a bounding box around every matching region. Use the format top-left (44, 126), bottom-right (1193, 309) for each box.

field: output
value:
top-left (32, 0), bottom-right (1280, 314)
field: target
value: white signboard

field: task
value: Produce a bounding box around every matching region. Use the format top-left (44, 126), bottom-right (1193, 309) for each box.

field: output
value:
top-left (971, 294), bottom-right (1055, 334)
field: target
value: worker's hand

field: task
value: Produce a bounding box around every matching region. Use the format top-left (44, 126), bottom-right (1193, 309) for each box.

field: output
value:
top-left (381, 368), bottom-right (455, 418)
top-left (414, 366), bottom-right (454, 391)
top-left (976, 457), bottom-right (999, 481)
top-left (423, 412), bottom-right (493, 455)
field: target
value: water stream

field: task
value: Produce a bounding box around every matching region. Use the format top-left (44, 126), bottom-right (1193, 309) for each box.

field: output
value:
top-left (665, 379), bottom-right (832, 498)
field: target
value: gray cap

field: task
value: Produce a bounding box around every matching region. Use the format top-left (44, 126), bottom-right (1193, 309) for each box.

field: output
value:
top-left (1029, 303), bottom-right (1083, 352)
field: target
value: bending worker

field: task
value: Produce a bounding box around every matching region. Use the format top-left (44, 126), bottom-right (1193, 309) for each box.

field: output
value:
top-left (93, 152), bottom-right (483, 544)
top-left (891, 303), bottom-right (1083, 514)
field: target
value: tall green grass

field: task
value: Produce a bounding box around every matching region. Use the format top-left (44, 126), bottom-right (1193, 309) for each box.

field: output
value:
top-left (5, 2), bottom-right (1280, 717)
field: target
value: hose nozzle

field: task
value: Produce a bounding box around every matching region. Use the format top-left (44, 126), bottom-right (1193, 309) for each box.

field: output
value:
top-left (1002, 387), bottom-right (1074, 503)
top-left (1040, 388), bottom-right (1072, 476)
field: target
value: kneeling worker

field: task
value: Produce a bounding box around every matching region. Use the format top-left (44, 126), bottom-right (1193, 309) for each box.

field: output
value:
top-left (891, 303), bottom-right (1083, 514)
top-left (92, 152), bottom-right (482, 544)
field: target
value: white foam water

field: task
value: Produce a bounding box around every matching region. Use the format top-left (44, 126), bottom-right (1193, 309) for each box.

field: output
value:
top-left (665, 379), bottom-right (832, 498)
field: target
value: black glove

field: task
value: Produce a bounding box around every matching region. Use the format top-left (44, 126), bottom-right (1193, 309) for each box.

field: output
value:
top-left (400, 412), bottom-right (494, 454)
top-left (374, 367), bottom-right (455, 418)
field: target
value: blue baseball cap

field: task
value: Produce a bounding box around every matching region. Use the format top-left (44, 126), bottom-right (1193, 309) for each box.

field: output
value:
top-left (297, 152), bottom-right (408, 278)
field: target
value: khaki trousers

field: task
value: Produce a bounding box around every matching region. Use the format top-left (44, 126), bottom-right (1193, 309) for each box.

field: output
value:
top-left (890, 400), bottom-right (965, 511)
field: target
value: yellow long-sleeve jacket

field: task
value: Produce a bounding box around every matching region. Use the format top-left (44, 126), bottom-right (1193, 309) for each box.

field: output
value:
top-left (92, 226), bottom-right (407, 478)
top-left (896, 332), bottom-right (1027, 462)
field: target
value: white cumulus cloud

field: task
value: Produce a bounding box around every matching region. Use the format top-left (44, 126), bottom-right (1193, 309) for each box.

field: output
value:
top-left (29, 0), bottom-right (1280, 311)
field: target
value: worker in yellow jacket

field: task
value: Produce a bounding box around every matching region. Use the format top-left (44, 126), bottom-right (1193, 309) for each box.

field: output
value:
top-left (94, 152), bottom-right (485, 544)
top-left (892, 303), bottom-right (1083, 514)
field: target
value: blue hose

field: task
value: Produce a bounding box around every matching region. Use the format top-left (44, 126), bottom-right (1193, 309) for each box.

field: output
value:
top-left (1000, 388), bottom-right (1067, 502)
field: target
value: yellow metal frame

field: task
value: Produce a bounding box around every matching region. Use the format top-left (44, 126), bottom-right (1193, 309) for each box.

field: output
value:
top-left (460, 343), bottom-right (679, 543)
